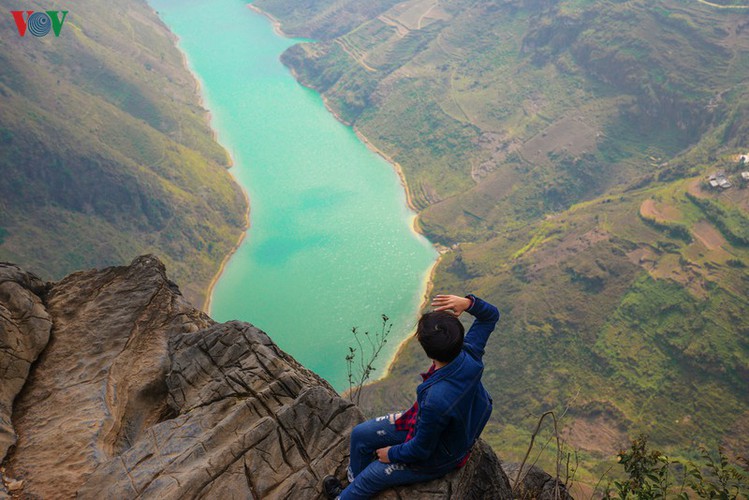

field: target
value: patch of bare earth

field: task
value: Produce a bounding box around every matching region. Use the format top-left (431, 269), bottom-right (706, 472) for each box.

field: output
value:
top-left (385, 0), bottom-right (451, 31)
top-left (722, 410), bottom-right (749, 461)
top-left (473, 132), bottom-right (521, 181)
top-left (640, 198), bottom-right (682, 222)
top-left (692, 220), bottom-right (725, 250)
top-left (561, 415), bottom-right (627, 455)
top-left (687, 178), bottom-right (707, 198)
top-left (628, 246), bottom-right (708, 298)
top-left (626, 246), bottom-right (658, 270)
top-left (529, 228), bottom-right (610, 274)
top-left (568, 482), bottom-right (596, 499)
top-left (521, 114), bottom-right (600, 166)
top-left (720, 182), bottom-right (749, 211)
top-left (653, 254), bottom-right (708, 298)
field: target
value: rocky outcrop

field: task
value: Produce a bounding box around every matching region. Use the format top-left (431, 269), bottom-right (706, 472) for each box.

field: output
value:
top-left (377, 440), bottom-right (513, 499)
top-left (0, 264), bottom-right (51, 466)
top-left (0, 256), bottom-right (518, 499)
top-left (4, 256), bottom-right (213, 499)
top-left (78, 320), bottom-right (360, 499)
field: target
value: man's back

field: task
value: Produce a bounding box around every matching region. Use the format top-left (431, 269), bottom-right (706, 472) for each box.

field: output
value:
top-left (388, 295), bottom-right (500, 468)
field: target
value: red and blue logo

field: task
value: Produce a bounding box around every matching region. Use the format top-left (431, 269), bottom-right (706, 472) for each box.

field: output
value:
top-left (11, 10), bottom-right (68, 37)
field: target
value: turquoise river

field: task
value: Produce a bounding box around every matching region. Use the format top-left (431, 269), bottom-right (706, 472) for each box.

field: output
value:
top-left (150, 0), bottom-right (437, 390)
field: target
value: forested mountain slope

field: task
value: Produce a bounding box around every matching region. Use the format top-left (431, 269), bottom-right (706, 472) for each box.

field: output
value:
top-left (0, 0), bottom-right (247, 306)
top-left (254, 0), bottom-right (749, 482)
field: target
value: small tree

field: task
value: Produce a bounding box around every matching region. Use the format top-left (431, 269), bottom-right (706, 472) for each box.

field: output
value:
top-left (604, 435), bottom-right (673, 499)
top-left (684, 448), bottom-right (749, 499)
top-left (345, 314), bottom-right (392, 406)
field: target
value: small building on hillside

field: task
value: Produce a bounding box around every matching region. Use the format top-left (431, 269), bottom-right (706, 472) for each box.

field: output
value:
top-left (708, 171), bottom-right (732, 189)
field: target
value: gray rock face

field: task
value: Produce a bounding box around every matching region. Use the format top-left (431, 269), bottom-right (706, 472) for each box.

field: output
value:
top-left (6, 256), bottom-right (213, 499)
top-left (0, 256), bottom-right (524, 499)
top-left (0, 263), bottom-right (50, 462)
top-left (79, 320), bottom-right (361, 499)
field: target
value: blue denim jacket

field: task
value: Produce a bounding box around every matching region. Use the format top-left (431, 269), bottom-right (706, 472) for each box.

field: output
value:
top-left (387, 295), bottom-right (500, 470)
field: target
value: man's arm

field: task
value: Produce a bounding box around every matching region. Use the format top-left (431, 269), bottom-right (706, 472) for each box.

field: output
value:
top-left (386, 401), bottom-right (448, 463)
top-left (462, 295), bottom-right (499, 360)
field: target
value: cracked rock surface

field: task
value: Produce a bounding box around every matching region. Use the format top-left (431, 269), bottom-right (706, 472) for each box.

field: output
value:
top-left (79, 320), bottom-right (359, 499)
top-left (1, 256), bottom-right (518, 499)
top-left (5, 256), bottom-right (213, 499)
top-left (0, 263), bottom-right (51, 479)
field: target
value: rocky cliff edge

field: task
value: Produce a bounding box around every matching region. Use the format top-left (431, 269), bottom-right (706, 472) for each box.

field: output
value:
top-left (0, 256), bottom-right (565, 499)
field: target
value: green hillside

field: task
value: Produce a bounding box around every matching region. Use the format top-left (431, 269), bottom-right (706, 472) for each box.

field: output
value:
top-left (0, 0), bottom-right (247, 307)
top-left (254, 0), bottom-right (749, 485)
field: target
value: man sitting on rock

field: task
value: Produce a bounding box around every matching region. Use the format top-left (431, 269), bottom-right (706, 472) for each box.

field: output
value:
top-left (324, 293), bottom-right (500, 499)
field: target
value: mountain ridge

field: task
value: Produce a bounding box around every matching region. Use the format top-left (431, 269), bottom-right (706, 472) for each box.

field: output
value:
top-left (0, 0), bottom-right (248, 307)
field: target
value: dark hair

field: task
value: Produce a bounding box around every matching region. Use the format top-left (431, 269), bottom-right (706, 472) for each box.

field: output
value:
top-left (416, 311), bottom-right (464, 363)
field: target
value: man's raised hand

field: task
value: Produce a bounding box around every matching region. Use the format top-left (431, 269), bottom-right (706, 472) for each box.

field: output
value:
top-left (431, 295), bottom-right (472, 317)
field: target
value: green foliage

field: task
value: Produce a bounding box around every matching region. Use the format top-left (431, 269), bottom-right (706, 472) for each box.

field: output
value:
top-left (542, 153), bottom-right (611, 212)
top-left (604, 435), bottom-right (749, 499)
top-left (638, 213), bottom-right (693, 243)
top-left (685, 449), bottom-right (749, 499)
top-left (687, 193), bottom-right (749, 246)
top-left (0, 228), bottom-right (7, 245)
top-left (565, 266), bottom-right (605, 293)
top-left (604, 435), bottom-right (674, 499)
top-left (726, 258), bottom-right (746, 268)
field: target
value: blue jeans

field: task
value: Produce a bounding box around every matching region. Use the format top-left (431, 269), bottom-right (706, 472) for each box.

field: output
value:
top-left (340, 413), bottom-right (450, 499)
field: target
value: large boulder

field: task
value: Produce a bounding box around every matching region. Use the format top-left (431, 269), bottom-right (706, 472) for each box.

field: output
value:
top-left (5, 256), bottom-right (212, 498)
top-left (78, 320), bottom-right (362, 499)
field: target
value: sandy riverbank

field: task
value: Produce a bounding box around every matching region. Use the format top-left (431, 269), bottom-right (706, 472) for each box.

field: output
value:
top-left (247, 4), bottom-right (289, 37)
top-left (185, 60), bottom-right (251, 315)
top-left (154, 5), bottom-right (252, 314)
top-left (185, 66), bottom-right (252, 316)
top-left (202, 189), bottom-right (250, 314)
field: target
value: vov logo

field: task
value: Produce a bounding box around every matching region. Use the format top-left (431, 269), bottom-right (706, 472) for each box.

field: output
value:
top-left (11, 10), bottom-right (68, 37)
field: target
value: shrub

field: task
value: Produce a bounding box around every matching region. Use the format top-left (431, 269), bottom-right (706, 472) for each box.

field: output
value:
top-left (687, 193), bottom-right (749, 247)
top-left (602, 435), bottom-right (749, 499)
top-left (638, 212), bottom-right (692, 243)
